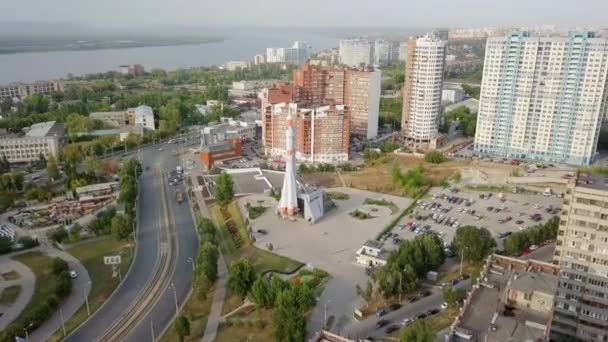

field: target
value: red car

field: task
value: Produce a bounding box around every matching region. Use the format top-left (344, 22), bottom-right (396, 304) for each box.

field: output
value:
top-left (511, 159), bottom-right (520, 165)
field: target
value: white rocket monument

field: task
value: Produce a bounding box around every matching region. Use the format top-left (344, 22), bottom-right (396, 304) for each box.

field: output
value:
top-left (278, 104), bottom-right (298, 218)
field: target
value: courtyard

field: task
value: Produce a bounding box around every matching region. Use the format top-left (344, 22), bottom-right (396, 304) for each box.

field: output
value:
top-left (235, 187), bottom-right (412, 335)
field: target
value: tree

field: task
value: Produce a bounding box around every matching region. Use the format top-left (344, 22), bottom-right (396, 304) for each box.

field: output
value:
top-left (111, 214), bottom-right (132, 240)
top-left (400, 320), bottom-right (434, 342)
top-left (215, 172), bottom-right (234, 205)
top-left (249, 277), bottom-right (274, 307)
top-left (356, 280), bottom-right (374, 307)
top-left (69, 223), bottom-right (83, 242)
top-left (84, 156), bottom-right (102, 176)
top-left (197, 241), bottom-right (219, 283)
top-left (47, 155), bottom-right (60, 181)
top-left (0, 236), bottom-right (12, 254)
top-left (443, 286), bottom-right (466, 307)
top-left (424, 151), bottom-right (446, 164)
top-left (273, 286), bottom-right (307, 342)
top-left (228, 259), bottom-right (257, 298)
top-left (363, 147), bottom-right (381, 162)
top-left (451, 225), bottom-right (496, 262)
top-left (173, 315), bottom-right (190, 342)
top-left (52, 257), bottom-right (69, 275)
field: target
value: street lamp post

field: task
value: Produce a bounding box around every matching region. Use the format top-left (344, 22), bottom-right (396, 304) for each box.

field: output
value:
top-left (150, 320), bottom-right (155, 342)
top-left (24, 322), bottom-right (33, 342)
top-left (85, 281), bottom-right (92, 316)
top-left (170, 282), bottom-right (179, 314)
top-left (60, 308), bottom-right (66, 336)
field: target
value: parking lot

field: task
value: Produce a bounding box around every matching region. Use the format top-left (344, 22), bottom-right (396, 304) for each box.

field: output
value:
top-left (385, 187), bottom-right (563, 251)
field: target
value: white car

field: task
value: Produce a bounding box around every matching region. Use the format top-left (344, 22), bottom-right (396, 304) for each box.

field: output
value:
top-left (401, 318), bottom-right (415, 326)
top-left (529, 245), bottom-right (539, 251)
top-left (158, 148), bottom-right (164, 152)
top-left (518, 225), bottom-right (528, 231)
top-left (69, 270), bottom-right (77, 279)
top-left (441, 302), bottom-right (449, 310)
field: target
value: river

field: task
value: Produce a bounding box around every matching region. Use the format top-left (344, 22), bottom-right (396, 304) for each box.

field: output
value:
top-left (0, 30), bottom-right (338, 83)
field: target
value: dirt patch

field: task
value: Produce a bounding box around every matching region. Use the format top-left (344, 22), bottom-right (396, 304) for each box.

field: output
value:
top-left (300, 172), bottom-right (341, 188)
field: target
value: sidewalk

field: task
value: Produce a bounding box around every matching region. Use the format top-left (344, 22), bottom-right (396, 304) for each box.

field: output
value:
top-left (0, 254), bottom-right (35, 330)
top-left (190, 172), bottom-right (228, 342)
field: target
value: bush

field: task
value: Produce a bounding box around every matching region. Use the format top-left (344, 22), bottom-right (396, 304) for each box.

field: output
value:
top-left (0, 236), bottom-right (12, 254)
top-left (52, 257), bottom-right (69, 275)
top-left (504, 216), bottom-right (559, 256)
top-left (424, 151), bottom-right (445, 164)
top-left (17, 236), bottom-right (39, 249)
top-left (48, 227), bottom-right (69, 243)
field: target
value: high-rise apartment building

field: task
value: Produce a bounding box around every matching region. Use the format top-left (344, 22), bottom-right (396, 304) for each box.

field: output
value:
top-left (265, 41), bottom-right (310, 65)
top-left (263, 103), bottom-right (350, 163)
top-left (550, 172), bottom-right (608, 341)
top-left (401, 35), bottom-right (447, 148)
top-left (292, 64), bottom-right (380, 139)
top-left (373, 39), bottom-right (397, 66)
top-left (474, 32), bottom-right (608, 165)
top-left (432, 29), bottom-right (449, 41)
top-left (339, 38), bottom-right (373, 67)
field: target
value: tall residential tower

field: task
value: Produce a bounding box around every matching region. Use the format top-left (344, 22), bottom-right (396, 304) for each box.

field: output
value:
top-left (474, 32), bottom-right (608, 165)
top-left (550, 172), bottom-right (608, 341)
top-left (401, 35), bottom-right (447, 148)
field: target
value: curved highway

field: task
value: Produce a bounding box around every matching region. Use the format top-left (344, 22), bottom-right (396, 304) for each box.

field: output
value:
top-left (66, 145), bottom-right (199, 341)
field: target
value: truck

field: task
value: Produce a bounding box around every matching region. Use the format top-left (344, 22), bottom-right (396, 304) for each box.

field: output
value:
top-left (176, 190), bottom-right (183, 203)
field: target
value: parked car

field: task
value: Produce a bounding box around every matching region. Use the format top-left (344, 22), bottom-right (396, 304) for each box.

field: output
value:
top-left (376, 319), bottom-right (389, 328)
top-left (427, 308), bottom-right (440, 316)
top-left (389, 303), bottom-right (402, 311)
top-left (376, 309), bottom-right (387, 317)
top-left (441, 302), bottom-right (449, 310)
top-left (416, 313), bottom-right (427, 320)
top-left (419, 290), bottom-right (432, 297)
top-left (407, 295), bottom-right (419, 303)
top-left (256, 229), bottom-right (268, 235)
top-left (530, 244), bottom-right (539, 251)
top-left (401, 318), bottom-right (415, 326)
top-left (385, 325), bottom-right (400, 334)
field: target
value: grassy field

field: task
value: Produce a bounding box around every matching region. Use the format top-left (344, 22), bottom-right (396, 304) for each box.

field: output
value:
top-left (0, 285), bottom-right (21, 305)
top-left (11, 252), bottom-right (61, 330)
top-left (48, 238), bottom-right (133, 342)
top-left (215, 308), bottom-right (275, 342)
top-left (364, 198), bottom-right (399, 214)
top-left (327, 191), bottom-right (350, 200)
top-left (384, 307), bottom-right (459, 340)
top-left (159, 286), bottom-right (215, 342)
top-left (302, 155), bottom-right (462, 196)
top-left (1, 270), bottom-right (20, 281)
top-left (210, 201), bottom-right (303, 315)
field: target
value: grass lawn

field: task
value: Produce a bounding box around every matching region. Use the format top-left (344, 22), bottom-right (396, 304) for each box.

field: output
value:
top-left (210, 201), bottom-right (304, 315)
top-left (47, 237), bottom-right (133, 342)
top-left (0, 285), bottom-right (21, 305)
top-left (364, 198), bottom-right (399, 214)
top-left (159, 286), bottom-right (215, 342)
top-left (384, 307), bottom-right (459, 340)
top-left (437, 261), bottom-right (483, 285)
top-left (1, 270), bottom-right (20, 281)
top-left (216, 308), bottom-right (275, 342)
top-left (10, 252), bottom-right (61, 330)
top-left (327, 191), bottom-right (350, 200)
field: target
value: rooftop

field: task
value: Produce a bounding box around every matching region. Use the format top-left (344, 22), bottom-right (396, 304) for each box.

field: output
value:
top-left (25, 121), bottom-right (65, 137)
top-left (576, 171), bottom-right (608, 191)
top-left (510, 271), bottom-right (558, 295)
top-left (363, 240), bottom-right (384, 250)
top-left (201, 141), bottom-right (235, 153)
top-left (444, 98), bottom-right (480, 114)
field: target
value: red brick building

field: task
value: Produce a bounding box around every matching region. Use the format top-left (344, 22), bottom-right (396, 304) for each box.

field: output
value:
top-left (199, 138), bottom-right (242, 170)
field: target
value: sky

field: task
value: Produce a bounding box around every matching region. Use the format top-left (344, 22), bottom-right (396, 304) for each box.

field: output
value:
top-left (1, 0), bottom-right (606, 33)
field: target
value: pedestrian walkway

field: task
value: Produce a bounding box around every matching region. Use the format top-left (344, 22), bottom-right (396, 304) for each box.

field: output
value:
top-left (0, 254), bottom-right (35, 330)
top-left (190, 173), bottom-right (228, 342)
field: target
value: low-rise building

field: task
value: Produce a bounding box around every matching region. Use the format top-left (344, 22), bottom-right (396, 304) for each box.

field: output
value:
top-left (118, 64), bottom-right (145, 76)
top-left (199, 138), bottom-right (242, 170)
top-left (355, 240), bottom-right (388, 267)
top-left (225, 61), bottom-right (250, 71)
top-left (442, 88), bottom-right (466, 104)
top-left (0, 80), bottom-right (64, 100)
top-left (0, 121), bottom-right (66, 163)
top-left (202, 119), bottom-right (256, 144)
top-left (91, 105), bottom-right (155, 131)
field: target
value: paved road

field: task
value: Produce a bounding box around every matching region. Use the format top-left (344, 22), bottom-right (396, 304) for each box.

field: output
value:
top-left (66, 144), bottom-right (199, 341)
top-left (341, 280), bottom-right (472, 340)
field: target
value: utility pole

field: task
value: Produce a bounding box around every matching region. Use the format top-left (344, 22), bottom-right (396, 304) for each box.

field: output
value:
top-left (85, 281), bottom-right (91, 316)
top-left (150, 321), bottom-right (155, 342)
top-left (460, 247), bottom-right (467, 277)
